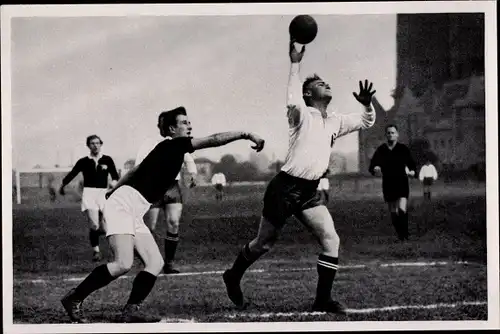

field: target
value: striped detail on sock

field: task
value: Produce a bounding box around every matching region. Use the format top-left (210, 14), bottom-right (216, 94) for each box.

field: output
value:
top-left (317, 259), bottom-right (339, 270)
top-left (165, 233), bottom-right (179, 242)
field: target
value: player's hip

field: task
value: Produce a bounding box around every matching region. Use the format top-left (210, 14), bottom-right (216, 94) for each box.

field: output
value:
top-left (262, 172), bottom-right (323, 224)
top-left (104, 185), bottom-right (151, 218)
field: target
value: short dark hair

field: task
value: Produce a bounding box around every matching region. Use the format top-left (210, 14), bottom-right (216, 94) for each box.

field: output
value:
top-left (302, 74), bottom-right (322, 94)
top-left (385, 124), bottom-right (398, 131)
top-left (158, 106), bottom-right (187, 131)
top-left (86, 135), bottom-right (103, 147)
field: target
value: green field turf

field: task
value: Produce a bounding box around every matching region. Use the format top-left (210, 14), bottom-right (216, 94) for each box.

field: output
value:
top-left (9, 183), bottom-right (488, 323)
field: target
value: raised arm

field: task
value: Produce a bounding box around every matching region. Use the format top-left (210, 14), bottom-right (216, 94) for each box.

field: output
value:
top-left (59, 160), bottom-right (82, 195)
top-left (335, 80), bottom-right (377, 138)
top-left (286, 39), bottom-right (307, 128)
top-left (191, 132), bottom-right (264, 152)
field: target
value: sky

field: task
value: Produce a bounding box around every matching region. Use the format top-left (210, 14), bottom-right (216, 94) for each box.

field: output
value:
top-left (9, 13), bottom-right (396, 170)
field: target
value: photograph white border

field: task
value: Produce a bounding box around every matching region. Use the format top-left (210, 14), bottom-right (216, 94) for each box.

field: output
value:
top-left (2, 1), bottom-right (498, 333)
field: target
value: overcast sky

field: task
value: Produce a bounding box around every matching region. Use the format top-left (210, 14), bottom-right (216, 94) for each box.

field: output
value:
top-left (9, 13), bottom-right (397, 169)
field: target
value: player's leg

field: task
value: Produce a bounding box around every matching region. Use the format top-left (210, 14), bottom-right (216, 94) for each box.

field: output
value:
top-left (120, 227), bottom-right (163, 323)
top-left (163, 183), bottom-right (183, 274)
top-left (61, 186), bottom-right (139, 323)
top-left (386, 200), bottom-right (403, 240)
top-left (223, 173), bottom-right (289, 308)
top-left (397, 197), bottom-right (409, 240)
top-left (163, 203), bottom-right (182, 273)
top-left (86, 209), bottom-right (103, 261)
top-left (296, 202), bottom-right (346, 314)
top-left (61, 234), bottom-right (134, 323)
top-left (223, 215), bottom-right (282, 308)
top-left (143, 207), bottom-right (161, 231)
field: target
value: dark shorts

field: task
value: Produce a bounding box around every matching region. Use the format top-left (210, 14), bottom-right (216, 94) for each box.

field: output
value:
top-left (262, 172), bottom-right (322, 228)
top-left (382, 178), bottom-right (409, 202)
top-left (215, 184), bottom-right (224, 191)
top-left (151, 181), bottom-right (183, 208)
top-left (423, 177), bottom-right (434, 186)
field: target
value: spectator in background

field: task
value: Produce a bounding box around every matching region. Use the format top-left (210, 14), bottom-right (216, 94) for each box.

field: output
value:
top-left (211, 172), bottom-right (227, 201)
top-left (419, 160), bottom-right (438, 201)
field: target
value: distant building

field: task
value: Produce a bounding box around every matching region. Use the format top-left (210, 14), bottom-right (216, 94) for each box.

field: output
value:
top-left (359, 13), bottom-right (485, 174)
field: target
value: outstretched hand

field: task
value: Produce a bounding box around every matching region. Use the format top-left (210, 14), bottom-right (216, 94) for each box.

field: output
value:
top-left (247, 133), bottom-right (265, 152)
top-left (289, 38), bottom-right (305, 63)
top-left (59, 186), bottom-right (65, 196)
top-left (353, 80), bottom-right (376, 106)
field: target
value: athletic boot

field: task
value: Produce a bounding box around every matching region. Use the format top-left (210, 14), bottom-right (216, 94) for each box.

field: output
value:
top-left (61, 288), bottom-right (89, 323)
top-left (312, 299), bottom-right (347, 314)
top-left (223, 269), bottom-right (247, 309)
top-left (163, 263), bottom-right (180, 275)
top-left (120, 304), bottom-right (162, 323)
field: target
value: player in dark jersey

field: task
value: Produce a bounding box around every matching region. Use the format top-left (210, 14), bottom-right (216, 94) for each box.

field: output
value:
top-left (61, 119), bottom-right (265, 323)
top-left (59, 135), bottom-right (120, 261)
top-left (369, 124), bottom-right (417, 241)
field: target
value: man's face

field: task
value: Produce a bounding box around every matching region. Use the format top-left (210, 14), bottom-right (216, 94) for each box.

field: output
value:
top-left (386, 127), bottom-right (399, 143)
top-left (170, 114), bottom-right (192, 138)
top-left (305, 79), bottom-right (332, 100)
top-left (88, 139), bottom-right (102, 155)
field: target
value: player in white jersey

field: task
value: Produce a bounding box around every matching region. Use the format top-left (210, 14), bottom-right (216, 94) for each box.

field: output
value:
top-left (211, 172), bottom-right (226, 201)
top-left (419, 160), bottom-right (438, 200)
top-left (223, 38), bottom-right (376, 313)
top-left (135, 107), bottom-right (197, 274)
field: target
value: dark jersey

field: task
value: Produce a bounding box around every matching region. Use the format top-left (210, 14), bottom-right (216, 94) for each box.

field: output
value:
top-left (126, 137), bottom-right (195, 204)
top-left (62, 155), bottom-right (119, 189)
top-left (369, 142), bottom-right (416, 184)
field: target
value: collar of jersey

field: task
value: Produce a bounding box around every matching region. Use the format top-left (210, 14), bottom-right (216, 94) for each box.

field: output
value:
top-left (306, 106), bottom-right (334, 118)
top-left (88, 153), bottom-right (103, 160)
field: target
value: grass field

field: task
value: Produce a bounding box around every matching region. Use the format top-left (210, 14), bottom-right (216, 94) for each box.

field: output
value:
top-left (10, 181), bottom-right (488, 324)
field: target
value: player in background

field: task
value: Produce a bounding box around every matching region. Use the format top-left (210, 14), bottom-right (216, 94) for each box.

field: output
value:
top-left (135, 107), bottom-right (198, 274)
top-left (47, 173), bottom-right (57, 202)
top-left (419, 159), bottom-right (438, 200)
top-left (317, 170), bottom-right (330, 205)
top-left (222, 38), bottom-right (376, 314)
top-left (211, 172), bottom-right (227, 201)
top-left (61, 119), bottom-right (265, 323)
top-left (59, 135), bottom-right (120, 261)
top-left (369, 124), bottom-right (417, 241)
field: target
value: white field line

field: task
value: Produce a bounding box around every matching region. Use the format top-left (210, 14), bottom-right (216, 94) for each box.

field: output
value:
top-left (14, 260), bottom-right (482, 285)
top-left (225, 301), bottom-right (488, 319)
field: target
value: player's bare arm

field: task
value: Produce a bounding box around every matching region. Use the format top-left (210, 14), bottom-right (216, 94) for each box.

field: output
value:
top-left (287, 38), bottom-right (307, 127)
top-left (191, 132), bottom-right (265, 152)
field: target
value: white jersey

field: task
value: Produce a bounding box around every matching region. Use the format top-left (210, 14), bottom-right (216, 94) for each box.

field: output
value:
top-left (135, 135), bottom-right (197, 181)
top-left (317, 178), bottom-right (330, 191)
top-left (211, 173), bottom-right (226, 186)
top-left (281, 63), bottom-right (376, 180)
top-left (419, 164), bottom-right (438, 181)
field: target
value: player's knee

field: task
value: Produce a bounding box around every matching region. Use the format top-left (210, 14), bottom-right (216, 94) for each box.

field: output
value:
top-left (113, 258), bottom-right (133, 276)
top-left (145, 256), bottom-right (164, 276)
top-left (166, 217), bottom-right (180, 232)
top-left (320, 230), bottom-right (340, 250)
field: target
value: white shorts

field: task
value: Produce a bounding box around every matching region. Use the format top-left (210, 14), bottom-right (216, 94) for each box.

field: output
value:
top-left (81, 187), bottom-right (107, 212)
top-left (102, 185), bottom-right (152, 237)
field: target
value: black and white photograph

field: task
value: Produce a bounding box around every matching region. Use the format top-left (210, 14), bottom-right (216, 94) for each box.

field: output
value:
top-left (1, 2), bottom-right (498, 333)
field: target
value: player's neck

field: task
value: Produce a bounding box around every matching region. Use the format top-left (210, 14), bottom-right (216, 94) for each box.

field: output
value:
top-left (310, 101), bottom-right (329, 117)
top-left (387, 141), bottom-right (397, 149)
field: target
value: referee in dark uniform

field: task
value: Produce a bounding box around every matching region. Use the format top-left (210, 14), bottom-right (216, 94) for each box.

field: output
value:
top-left (369, 124), bottom-right (417, 241)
